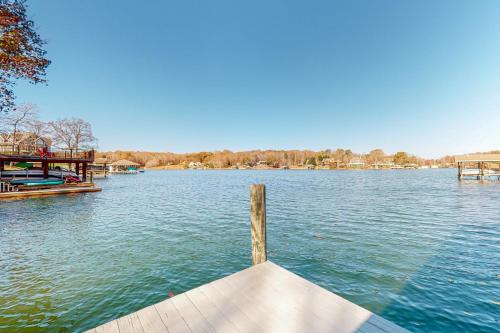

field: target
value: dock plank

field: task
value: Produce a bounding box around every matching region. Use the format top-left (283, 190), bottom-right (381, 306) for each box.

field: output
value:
top-left (95, 320), bottom-right (119, 333)
top-left (210, 276), bottom-right (271, 330)
top-left (198, 282), bottom-right (263, 333)
top-left (136, 305), bottom-right (168, 333)
top-left (171, 292), bottom-right (216, 333)
top-left (154, 298), bottom-right (192, 333)
top-left (185, 287), bottom-right (240, 333)
top-left (116, 313), bottom-right (144, 333)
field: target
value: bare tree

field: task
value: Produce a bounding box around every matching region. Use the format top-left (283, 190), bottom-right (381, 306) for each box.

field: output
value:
top-left (27, 118), bottom-right (49, 147)
top-left (2, 104), bottom-right (38, 152)
top-left (367, 149), bottom-right (385, 165)
top-left (49, 118), bottom-right (96, 153)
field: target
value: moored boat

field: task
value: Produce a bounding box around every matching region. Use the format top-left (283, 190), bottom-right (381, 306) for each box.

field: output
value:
top-left (9, 178), bottom-right (65, 186)
top-left (0, 168), bottom-right (78, 179)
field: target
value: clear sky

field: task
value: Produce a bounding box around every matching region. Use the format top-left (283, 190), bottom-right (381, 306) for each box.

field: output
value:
top-left (14, 0), bottom-right (500, 158)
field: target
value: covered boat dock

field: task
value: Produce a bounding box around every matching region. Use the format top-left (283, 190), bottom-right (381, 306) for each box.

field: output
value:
top-left (0, 150), bottom-right (95, 182)
top-left (456, 153), bottom-right (500, 180)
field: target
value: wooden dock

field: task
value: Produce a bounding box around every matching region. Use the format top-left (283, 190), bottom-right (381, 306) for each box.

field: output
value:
top-left (85, 261), bottom-right (409, 333)
top-left (0, 184), bottom-right (101, 200)
top-left (84, 185), bottom-right (410, 333)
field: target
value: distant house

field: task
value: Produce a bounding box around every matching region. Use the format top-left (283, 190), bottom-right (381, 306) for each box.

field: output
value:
top-left (372, 161), bottom-right (395, 169)
top-left (321, 158), bottom-right (341, 168)
top-left (347, 159), bottom-right (365, 169)
top-left (188, 161), bottom-right (204, 169)
top-left (255, 161), bottom-right (269, 169)
top-left (404, 163), bottom-right (419, 169)
top-left (0, 132), bottom-right (51, 153)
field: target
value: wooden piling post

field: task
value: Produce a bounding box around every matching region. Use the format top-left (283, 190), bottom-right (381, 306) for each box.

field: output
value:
top-left (250, 184), bottom-right (267, 265)
top-left (42, 161), bottom-right (49, 179)
top-left (82, 163), bottom-right (88, 182)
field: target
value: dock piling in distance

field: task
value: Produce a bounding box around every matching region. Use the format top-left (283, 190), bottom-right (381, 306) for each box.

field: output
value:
top-left (250, 184), bottom-right (267, 265)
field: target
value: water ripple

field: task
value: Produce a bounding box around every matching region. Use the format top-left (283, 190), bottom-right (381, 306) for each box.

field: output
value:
top-left (0, 169), bottom-right (499, 333)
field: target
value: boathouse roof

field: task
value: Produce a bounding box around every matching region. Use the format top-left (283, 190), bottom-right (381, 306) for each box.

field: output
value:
top-left (455, 154), bottom-right (500, 162)
top-left (110, 159), bottom-right (140, 166)
top-left (93, 157), bottom-right (109, 164)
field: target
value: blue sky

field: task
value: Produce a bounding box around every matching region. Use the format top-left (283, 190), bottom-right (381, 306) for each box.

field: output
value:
top-left (14, 0), bottom-right (500, 158)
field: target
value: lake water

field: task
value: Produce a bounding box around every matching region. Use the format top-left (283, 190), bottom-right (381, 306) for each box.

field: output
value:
top-left (0, 170), bottom-right (499, 333)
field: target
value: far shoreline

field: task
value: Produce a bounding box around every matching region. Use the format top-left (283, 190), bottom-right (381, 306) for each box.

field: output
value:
top-left (144, 165), bottom-right (452, 171)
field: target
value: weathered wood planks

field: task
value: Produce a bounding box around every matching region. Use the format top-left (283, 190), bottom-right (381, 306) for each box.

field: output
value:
top-left (86, 261), bottom-right (410, 333)
top-left (0, 185), bottom-right (101, 200)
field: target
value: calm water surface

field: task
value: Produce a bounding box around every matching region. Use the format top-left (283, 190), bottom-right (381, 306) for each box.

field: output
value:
top-left (0, 170), bottom-right (499, 333)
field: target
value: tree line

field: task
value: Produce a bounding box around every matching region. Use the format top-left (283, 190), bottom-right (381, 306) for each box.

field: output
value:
top-left (98, 149), bottom-right (456, 169)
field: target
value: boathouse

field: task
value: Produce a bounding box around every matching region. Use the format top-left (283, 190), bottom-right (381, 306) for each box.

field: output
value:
top-left (0, 149), bottom-right (101, 198)
top-left (89, 157), bottom-right (109, 178)
top-left (455, 153), bottom-right (500, 180)
top-left (0, 149), bottom-right (95, 182)
top-left (109, 159), bottom-right (141, 174)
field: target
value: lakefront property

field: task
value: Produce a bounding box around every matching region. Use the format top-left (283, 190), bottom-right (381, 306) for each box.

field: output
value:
top-left (2, 1), bottom-right (500, 333)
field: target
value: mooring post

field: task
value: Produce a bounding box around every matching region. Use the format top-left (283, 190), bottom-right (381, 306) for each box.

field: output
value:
top-left (42, 161), bottom-right (49, 179)
top-left (82, 163), bottom-right (88, 182)
top-left (250, 184), bottom-right (267, 265)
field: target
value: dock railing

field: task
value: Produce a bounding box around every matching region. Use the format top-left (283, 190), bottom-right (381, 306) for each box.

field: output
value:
top-left (0, 148), bottom-right (95, 161)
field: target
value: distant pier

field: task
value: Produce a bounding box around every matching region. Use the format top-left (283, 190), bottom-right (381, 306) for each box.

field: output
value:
top-left (456, 154), bottom-right (500, 180)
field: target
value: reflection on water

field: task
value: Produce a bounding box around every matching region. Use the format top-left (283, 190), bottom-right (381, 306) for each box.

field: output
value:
top-left (0, 169), bottom-right (499, 333)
